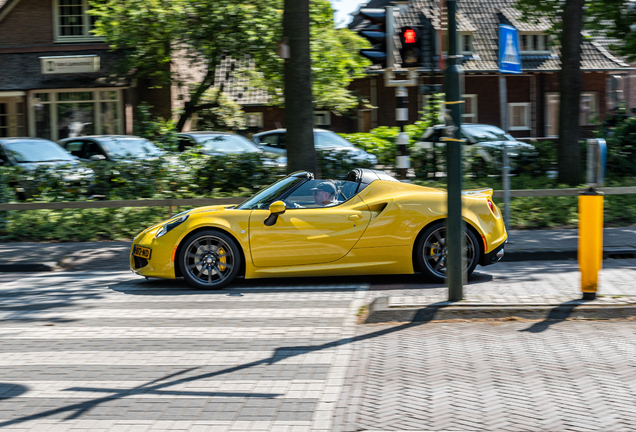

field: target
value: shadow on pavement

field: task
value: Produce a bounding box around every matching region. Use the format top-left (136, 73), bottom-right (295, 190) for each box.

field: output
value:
top-left (0, 317), bottom-right (430, 427)
top-left (519, 299), bottom-right (592, 333)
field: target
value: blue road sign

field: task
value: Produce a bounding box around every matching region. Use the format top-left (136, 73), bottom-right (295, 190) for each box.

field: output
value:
top-left (499, 25), bottom-right (522, 74)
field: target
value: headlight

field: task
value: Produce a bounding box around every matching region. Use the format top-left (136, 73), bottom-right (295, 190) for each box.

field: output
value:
top-left (155, 212), bottom-right (190, 238)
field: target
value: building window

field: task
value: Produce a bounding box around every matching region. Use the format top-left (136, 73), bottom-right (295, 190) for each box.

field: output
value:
top-left (244, 112), bottom-right (263, 129)
top-left (460, 33), bottom-right (473, 54)
top-left (580, 93), bottom-right (598, 125)
top-left (29, 89), bottom-right (122, 141)
top-left (520, 32), bottom-right (550, 54)
top-left (54, 0), bottom-right (100, 42)
top-left (314, 111), bottom-right (331, 127)
top-left (508, 103), bottom-right (531, 131)
top-left (463, 94), bottom-right (477, 123)
top-left (544, 92), bottom-right (597, 137)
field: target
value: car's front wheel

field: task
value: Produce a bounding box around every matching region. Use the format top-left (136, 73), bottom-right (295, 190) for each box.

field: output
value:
top-left (179, 230), bottom-right (241, 289)
top-left (415, 221), bottom-right (480, 282)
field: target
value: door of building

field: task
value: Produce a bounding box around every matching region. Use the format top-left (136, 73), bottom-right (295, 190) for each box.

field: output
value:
top-left (0, 97), bottom-right (26, 138)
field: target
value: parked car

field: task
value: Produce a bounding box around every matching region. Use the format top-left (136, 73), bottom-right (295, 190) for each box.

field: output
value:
top-left (416, 123), bottom-right (535, 166)
top-left (0, 137), bottom-right (92, 198)
top-left (252, 128), bottom-right (378, 166)
top-left (58, 135), bottom-right (165, 162)
top-left (130, 168), bottom-right (507, 289)
top-left (177, 132), bottom-right (263, 155)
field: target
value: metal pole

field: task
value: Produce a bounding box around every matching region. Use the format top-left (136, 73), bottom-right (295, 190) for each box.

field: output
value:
top-left (385, 6), bottom-right (394, 70)
top-left (499, 75), bottom-right (511, 231)
top-left (396, 86), bottom-right (410, 180)
top-left (445, 0), bottom-right (464, 301)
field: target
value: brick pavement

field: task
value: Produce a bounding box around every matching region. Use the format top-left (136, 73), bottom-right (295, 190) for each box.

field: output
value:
top-left (0, 271), bottom-right (366, 432)
top-left (334, 320), bottom-right (636, 432)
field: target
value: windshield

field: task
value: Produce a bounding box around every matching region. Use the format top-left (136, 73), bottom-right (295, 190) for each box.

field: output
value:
top-left (4, 140), bottom-right (77, 163)
top-left (462, 125), bottom-right (515, 142)
top-left (314, 131), bottom-right (355, 149)
top-left (200, 135), bottom-right (260, 153)
top-left (100, 138), bottom-right (164, 158)
top-left (236, 173), bottom-right (309, 210)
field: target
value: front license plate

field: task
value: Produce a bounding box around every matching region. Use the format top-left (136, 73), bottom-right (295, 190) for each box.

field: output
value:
top-left (133, 245), bottom-right (152, 259)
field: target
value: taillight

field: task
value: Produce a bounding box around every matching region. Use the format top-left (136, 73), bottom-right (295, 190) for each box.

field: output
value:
top-left (487, 200), bottom-right (495, 214)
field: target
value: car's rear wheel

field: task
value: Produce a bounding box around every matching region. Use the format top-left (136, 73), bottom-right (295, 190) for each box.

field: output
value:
top-left (179, 230), bottom-right (241, 289)
top-left (415, 221), bottom-right (480, 282)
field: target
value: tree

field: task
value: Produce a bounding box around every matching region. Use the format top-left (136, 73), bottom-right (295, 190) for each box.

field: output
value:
top-left (89, 0), bottom-right (370, 137)
top-left (586, 1), bottom-right (636, 60)
top-left (283, 0), bottom-right (314, 174)
top-left (516, 0), bottom-right (585, 186)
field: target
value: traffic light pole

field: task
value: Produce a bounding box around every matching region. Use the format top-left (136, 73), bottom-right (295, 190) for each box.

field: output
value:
top-left (445, 0), bottom-right (464, 301)
top-left (396, 86), bottom-right (409, 180)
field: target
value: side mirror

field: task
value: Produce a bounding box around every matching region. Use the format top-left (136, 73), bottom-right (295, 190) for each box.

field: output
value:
top-left (264, 200), bottom-right (286, 226)
top-left (90, 154), bottom-right (106, 161)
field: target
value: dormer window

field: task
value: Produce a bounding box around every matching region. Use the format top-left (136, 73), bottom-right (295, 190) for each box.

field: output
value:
top-left (54, 0), bottom-right (101, 42)
top-left (520, 33), bottom-right (550, 54)
top-left (460, 33), bottom-right (474, 54)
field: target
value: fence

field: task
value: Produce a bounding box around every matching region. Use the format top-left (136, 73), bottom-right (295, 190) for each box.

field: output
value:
top-left (1, 187), bottom-right (635, 212)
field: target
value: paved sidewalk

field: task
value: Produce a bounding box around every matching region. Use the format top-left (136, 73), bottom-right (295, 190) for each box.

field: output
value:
top-left (1, 227), bottom-right (636, 321)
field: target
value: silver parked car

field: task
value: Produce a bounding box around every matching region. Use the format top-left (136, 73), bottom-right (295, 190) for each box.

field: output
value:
top-left (177, 131), bottom-right (264, 155)
top-left (416, 124), bottom-right (535, 165)
top-left (252, 128), bottom-right (378, 166)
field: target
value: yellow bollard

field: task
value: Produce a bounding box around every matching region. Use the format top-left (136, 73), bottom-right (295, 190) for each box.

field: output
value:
top-left (578, 191), bottom-right (604, 300)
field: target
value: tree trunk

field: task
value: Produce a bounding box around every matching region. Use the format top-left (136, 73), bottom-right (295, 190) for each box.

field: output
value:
top-left (557, 0), bottom-right (584, 185)
top-left (176, 68), bottom-right (217, 132)
top-left (283, 0), bottom-right (315, 174)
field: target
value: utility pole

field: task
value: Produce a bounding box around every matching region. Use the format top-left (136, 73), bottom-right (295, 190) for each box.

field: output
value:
top-left (445, 0), bottom-right (464, 301)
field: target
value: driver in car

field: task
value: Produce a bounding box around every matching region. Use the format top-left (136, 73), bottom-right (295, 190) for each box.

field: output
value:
top-left (310, 181), bottom-right (340, 207)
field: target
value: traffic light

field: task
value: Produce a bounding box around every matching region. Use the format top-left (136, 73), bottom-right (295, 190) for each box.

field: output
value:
top-left (399, 26), bottom-right (422, 68)
top-left (358, 8), bottom-right (388, 68)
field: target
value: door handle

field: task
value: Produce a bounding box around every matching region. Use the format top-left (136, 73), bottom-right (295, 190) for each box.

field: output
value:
top-left (348, 214), bottom-right (362, 221)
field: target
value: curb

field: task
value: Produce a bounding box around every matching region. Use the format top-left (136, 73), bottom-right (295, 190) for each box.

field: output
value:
top-left (365, 296), bottom-right (636, 323)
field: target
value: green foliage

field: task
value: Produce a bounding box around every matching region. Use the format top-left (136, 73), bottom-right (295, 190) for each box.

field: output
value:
top-left (193, 89), bottom-right (246, 131)
top-left (90, 0), bottom-right (370, 128)
top-left (602, 116), bottom-right (636, 177)
top-left (316, 149), bottom-right (374, 179)
top-left (134, 103), bottom-right (180, 151)
top-left (586, 0), bottom-right (636, 61)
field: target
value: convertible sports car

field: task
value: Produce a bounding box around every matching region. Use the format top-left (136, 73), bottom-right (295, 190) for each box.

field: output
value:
top-left (130, 169), bottom-right (507, 289)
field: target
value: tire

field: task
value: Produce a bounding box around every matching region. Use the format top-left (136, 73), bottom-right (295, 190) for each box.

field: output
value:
top-left (178, 230), bottom-right (241, 289)
top-left (415, 221), bottom-right (480, 282)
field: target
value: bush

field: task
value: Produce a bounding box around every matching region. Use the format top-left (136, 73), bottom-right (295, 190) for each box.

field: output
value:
top-left (604, 116), bottom-right (636, 178)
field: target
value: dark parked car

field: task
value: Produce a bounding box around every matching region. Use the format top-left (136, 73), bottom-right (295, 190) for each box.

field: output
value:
top-left (252, 128), bottom-right (378, 166)
top-left (177, 132), bottom-right (263, 155)
top-left (0, 137), bottom-right (92, 198)
top-left (58, 135), bottom-right (165, 162)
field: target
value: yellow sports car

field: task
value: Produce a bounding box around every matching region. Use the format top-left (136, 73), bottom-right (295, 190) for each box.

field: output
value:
top-left (131, 169), bottom-right (507, 289)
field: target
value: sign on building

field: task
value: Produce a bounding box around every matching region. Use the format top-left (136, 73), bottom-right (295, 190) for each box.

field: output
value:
top-left (498, 25), bottom-right (521, 74)
top-left (40, 55), bottom-right (100, 74)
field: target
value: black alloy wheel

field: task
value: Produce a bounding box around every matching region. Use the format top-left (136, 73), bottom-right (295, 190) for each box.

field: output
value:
top-left (179, 230), bottom-right (241, 289)
top-left (415, 221), bottom-right (480, 282)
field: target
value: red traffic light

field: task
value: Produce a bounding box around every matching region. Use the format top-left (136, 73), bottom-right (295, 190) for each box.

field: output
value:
top-left (404, 29), bottom-right (416, 45)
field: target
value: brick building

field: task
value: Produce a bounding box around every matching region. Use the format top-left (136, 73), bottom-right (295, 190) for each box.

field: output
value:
top-left (1, 0), bottom-right (631, 140)
top-left (0, 0), bottom-right (181, 140)
top-left (346, 0), bottom-right (631, 138)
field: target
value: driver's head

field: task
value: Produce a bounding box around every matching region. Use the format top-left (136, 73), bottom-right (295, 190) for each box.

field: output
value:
top-left (311, 181), bottom-right (337, 205)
